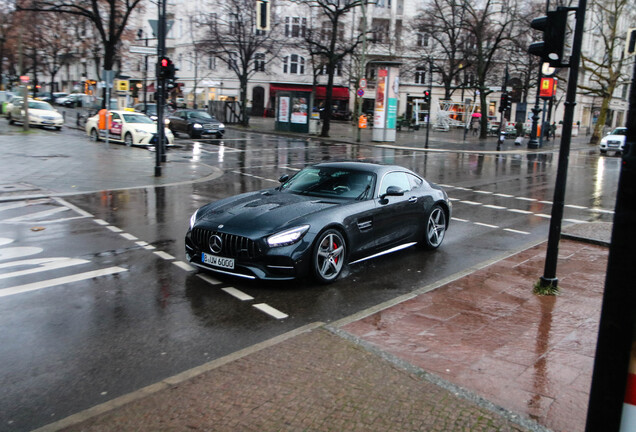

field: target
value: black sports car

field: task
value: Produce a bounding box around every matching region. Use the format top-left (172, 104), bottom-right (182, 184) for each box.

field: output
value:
top-left (167, 109), bottom-right (225, 139)
top-left (185, 162), bottom-right (451, 283)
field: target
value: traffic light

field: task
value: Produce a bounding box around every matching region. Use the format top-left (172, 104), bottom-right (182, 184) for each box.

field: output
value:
top-left (256, 0), bottom-right (270, 31)
top-left (499, 92), bottom-right (512, 113)
top-left (423, 90), bottom-right (431, 104)
top-left (528, 7), bottom-right (569, 67)
top-left (158, 57), bottom-right (176, 79)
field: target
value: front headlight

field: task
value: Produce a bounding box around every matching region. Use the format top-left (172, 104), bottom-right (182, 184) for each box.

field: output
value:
top-left (219, 123), bottom-right (225, 129)
top-left (267, 225), bottom-right (310, 247)
top-left (193, 123), bottom-right (203, 129)
top-left (135, 129), bottom-right (150, 134)
top-left (189, 210), bottom-right (198, 229)
top-left (164, 118), bottom-right (170, 125)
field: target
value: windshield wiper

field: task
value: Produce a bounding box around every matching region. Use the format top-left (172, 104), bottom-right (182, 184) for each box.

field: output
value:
top-left (356, 184), bottom-right (371, 200)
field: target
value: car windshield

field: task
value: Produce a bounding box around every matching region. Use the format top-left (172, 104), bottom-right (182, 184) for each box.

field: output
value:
top-left (188, 111), bottom-right (213, 120)
top-left (611, 128), bottom-right (627, 135)
top-left (28, 101), bottom-right (54, 111)
top-left (123, 114), bottom-right (154, 124)
top-left (281, 167), bottom-right (376, 200)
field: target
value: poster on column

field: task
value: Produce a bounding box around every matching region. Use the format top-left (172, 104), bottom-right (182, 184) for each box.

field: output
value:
top-left (279, 96), bottom-right (290, 122)
top-left (387, 66), bottom-right (399, 129)
top-left (291, 96), bottom-right (308, 124)
top-left (374, 68), bottom-right (387, 128)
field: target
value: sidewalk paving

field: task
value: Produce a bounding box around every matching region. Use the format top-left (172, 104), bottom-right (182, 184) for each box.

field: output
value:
top-left (1, 115), bottom-right (610, 432)
top-left (37, 237), bottom-right (608, 432)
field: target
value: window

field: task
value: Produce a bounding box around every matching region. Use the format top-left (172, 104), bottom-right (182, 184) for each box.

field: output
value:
top-left (208, 56), bottom-right (216, 70)
top-left (415, 67), bottom-right (426, 84)
top-left (285, 17), bottom-right (307, 38)
top-left (318, 61), bottom-right (343, 77)
top-left (416, 33), bottom-right (429, 47)
top-left (372, 19), bottom-right (390, 43)
top-left (229, 13), bottom-right (239, 34)
top-left (283, 54), bottom-right (305, 74)
top-left (254, 53), bottom-right (265, 72)
top-left (379, 172), bottom-right (411, 196)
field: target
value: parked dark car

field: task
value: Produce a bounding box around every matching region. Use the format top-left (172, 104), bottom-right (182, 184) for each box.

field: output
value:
top-left (185, 161), bottom-right (451, 283)
top-left (167, 109), bottom-right (225, 138)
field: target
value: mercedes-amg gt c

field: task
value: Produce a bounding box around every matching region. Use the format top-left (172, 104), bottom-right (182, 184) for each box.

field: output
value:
top-left (185, 161), bottom-right (451, 283)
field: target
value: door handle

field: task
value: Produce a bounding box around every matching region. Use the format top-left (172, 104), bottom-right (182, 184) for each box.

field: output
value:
top-left (408, 196), bottom-right (418, 203)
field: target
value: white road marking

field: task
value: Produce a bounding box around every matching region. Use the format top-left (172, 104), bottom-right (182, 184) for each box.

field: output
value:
top-left (448, 197), bottom-right (460, 201)
top-left (93, 219), bottom-right (110, 226)
top-left (135, 241), bottom-right (149, 247)
top-left (475, 190), bottom-right (493, 194)
top-left (53, 198), bottom-right (94, 218)
top-left (222, 287), bottom-right (254, 301)
top-left (0, 199), bottom-right (50, 212)
top-left (451, 217), bottom-right (469, 222)
top-left (0, 238), bottom-right (13, 246)
top-left (483, 204), bottom-right (507, 210)
top-left (474, 222), bottom-right (499, 229)
top-left (494, 193), bottom-right (514, 198)
top-left (120, 233), bottom-right (138, 241)
top-left (0, 257), bottom-right (89, 280)
top-left (536, 214), bottom-right (552, 219)
top-left (539, 200), bottom-right (553, 205)
top-left (460, 200), bottom-right (482, 205)
top-left (0, 247), bottom-right (43, 261)
top-left (143, 245), bottom-right (156, 250)
top-left (564, 218), bottom-right (588, 224)
top-left (589, 208), bottom-right (614, 214)
top-left (508, 208), bottom-right (533, 214)
top-left (4, 206), bottom-right (69, 222)
top-left (154, 251), bottom-right (175, 260)
top-left (565, 204), bottom-right (587, 209)
top-left (106, 226), bottom-right (123, 233)
top-left (515, 197), bottom-right (537, 202)
top-left (197, 274), bottom-right (222, 285)
top-left (0, 266), bottom-right (128, 298)
top-left (504, 228), bottom-right (530, 235)
top-left (253, 303), bottom-right (288, 319)
top-left (173, 261), bottom-right (196, 272)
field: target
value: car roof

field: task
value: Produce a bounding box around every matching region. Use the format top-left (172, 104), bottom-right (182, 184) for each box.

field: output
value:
top-left (312, 161), bottom-right (414, 176)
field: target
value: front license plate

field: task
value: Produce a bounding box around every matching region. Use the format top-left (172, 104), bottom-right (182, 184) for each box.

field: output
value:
top-left (202, 252), bottom-right (234, 269)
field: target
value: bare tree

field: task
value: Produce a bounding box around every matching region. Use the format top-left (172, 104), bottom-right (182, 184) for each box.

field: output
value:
top-left (579, 0), bottom-right (633, 143)
top-left (18, 0), bottom-right (143, 73)
top-left (462, 0), bottom-right (517, 138)
top-left (295, 0), bottom-right (365, 137)
top-left (200, 0), bottom-right (282, 126)
top-left (412, 0), bottom-right (475, 100)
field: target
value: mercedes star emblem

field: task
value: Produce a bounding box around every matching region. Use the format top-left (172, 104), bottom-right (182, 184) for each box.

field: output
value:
top-left (209, 235), bottom-right (223, 254)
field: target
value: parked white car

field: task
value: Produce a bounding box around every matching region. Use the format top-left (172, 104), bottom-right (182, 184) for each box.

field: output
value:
top-left (8, 100), bottom-right (64, 130)
top-left (599, 127), bottom-right (627, 155)
top-left (85, 110), bottom-right (174, 147)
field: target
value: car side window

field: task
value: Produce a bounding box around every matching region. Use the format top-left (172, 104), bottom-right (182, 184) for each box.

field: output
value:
top-left (111, 113), bottom-right (121, 121)
top-left (379, 172), bottom-right (411, 196)
top-left (408, 173), bottom-right (423, 190)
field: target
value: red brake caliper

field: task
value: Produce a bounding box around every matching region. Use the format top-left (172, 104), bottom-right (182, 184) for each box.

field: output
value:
top-left (333, 242), bottom-right (338, 263)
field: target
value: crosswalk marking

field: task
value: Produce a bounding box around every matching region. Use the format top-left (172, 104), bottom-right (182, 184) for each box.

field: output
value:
top-left (0, 266), bottom-right (128, 298)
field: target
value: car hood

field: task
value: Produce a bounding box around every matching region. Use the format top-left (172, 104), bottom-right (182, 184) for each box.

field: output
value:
top-left (29, 109), bottom-right (62, 117)
top-left (196, 190), bottom-right (340, 235)
top-left (127, 123), bottom-right (173, 135)
top-left (602, 134), bottom-right (626, 142)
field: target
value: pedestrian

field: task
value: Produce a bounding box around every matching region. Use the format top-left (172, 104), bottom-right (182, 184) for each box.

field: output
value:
top-left (515, 121), bottom-right (524, 138)
top-left (550, 122), bottom-right (556, 139)
top-left (471, 120), bottom-right (478, 135)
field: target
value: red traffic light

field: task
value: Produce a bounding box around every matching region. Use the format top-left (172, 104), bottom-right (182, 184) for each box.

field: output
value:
top-left (161, 58), bottom-right (169, 67)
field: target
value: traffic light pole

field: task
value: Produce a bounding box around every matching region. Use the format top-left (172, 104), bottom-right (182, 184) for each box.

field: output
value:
top-left (538, 1), bottom-right (587, 290)
top-left (424, 57), bottom-right (432, 149)
top-left (496, 66), bottom-right (509, 151)
top-left (155, 0), bottom-right (166, 177)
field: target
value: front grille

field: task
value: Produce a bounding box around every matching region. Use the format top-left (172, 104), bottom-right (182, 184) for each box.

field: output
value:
top-left (149, 134), bottom-right (168, 144)
top-left (191, 228), bottom-right (260, 259)
top-left (202, 123), bottom-right (219, 130)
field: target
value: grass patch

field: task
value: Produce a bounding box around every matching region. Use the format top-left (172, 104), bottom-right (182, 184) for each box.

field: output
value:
top-left (533, 279), bottom-right (560, 296)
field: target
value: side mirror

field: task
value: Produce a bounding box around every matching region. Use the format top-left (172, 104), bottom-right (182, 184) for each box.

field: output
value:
top-left (380, 185), bottom-right (405, 199)
top-left (278, 174), bottom-right (290, 183)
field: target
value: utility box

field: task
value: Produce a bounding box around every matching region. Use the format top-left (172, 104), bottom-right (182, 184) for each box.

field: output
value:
top-left (275, 91), bottom-right (312, 133)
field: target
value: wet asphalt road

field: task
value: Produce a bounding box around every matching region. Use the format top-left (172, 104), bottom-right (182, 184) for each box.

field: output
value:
top-left (0, 126), bottom-right (620, 431)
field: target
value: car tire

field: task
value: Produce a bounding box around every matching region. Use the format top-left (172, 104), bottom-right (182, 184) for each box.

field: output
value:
top-left (55, 126), bottom-right (62, 131)
top-left (90, 128), bottom-right (100, 142)
top-left (420, 204), bottom-right (447, 250)
top-left (600, 149), bottom-right (607, 155)
top-left (216, 133), bottom-right (223, 139)
top-left (124, 133), bottom-right (133, 147)
top-left (312, 229), bottom-right (346, 284)
top-left (8, 117), bottom-right (14, 125)
top-left (188, 127), bottom-right (200, 139)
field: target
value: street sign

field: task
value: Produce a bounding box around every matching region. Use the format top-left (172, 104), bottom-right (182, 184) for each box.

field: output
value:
top-left (20, 75), bottom-right (29, 84)
top-left (130, 46), bottom-right (157, 55)
top-left (117, 80), bottom-right (130, 92)
top-left (359, 78), bottom-right (367, 88)
top-left (357, 88), bottom-right (364, 97)
top-left (149, 19), bottom-right (174, 38)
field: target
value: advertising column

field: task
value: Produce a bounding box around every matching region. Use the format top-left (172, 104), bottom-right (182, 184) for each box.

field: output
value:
top-left (373, 66), bottom-right (399, 142)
